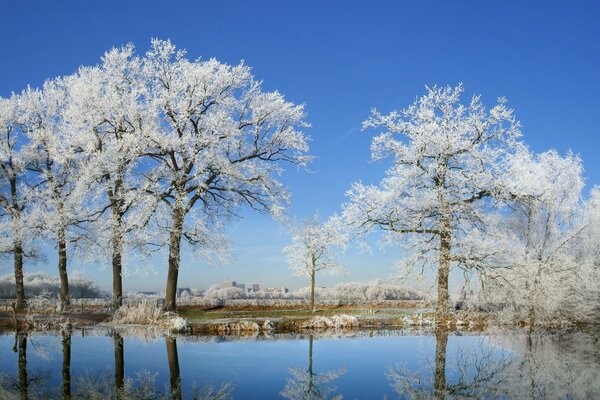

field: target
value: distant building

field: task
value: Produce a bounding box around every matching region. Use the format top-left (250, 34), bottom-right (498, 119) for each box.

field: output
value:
top-left (252, 283), bottom-right (260, 292)
top-left (265, 287), bottom-right (289, 294)
top-left (221, 281), bottom-right (245, 290)
top-left (137, 291), bottom-right (158, 297)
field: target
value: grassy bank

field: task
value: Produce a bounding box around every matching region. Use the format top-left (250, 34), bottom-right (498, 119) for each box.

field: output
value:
top-left (0, 301), bottom-right (492, 334)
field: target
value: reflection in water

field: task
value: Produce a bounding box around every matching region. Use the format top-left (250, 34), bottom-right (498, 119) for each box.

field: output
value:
top-left (1, 328), bottom-right (600, 398)
top-left (0, 332), bottom-right (49, 399)
top-left (62, 329), bottom-right (71, 399)
top-left (164, 335), bottom-right (233, 400)
top-left (166, 335), bottom-right (182, 400)
top-left (501, 329), bottom-right (600, 398)
top-left (388, 327), bottom-right (600, 399)
top-left (388, 327), bottom-right (515, 399)
top-left (281, 335), bottom-right (346, 400)
top-left (113, 331), bottom-right (124, 400)
top-left (17, 332), bottom-right (27, 400)
top-left (433, 328), bottom-right (446, 400)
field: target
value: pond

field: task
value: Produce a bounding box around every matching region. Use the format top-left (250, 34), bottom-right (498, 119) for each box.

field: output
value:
top-left (0, 326), bottom-right (599, 399)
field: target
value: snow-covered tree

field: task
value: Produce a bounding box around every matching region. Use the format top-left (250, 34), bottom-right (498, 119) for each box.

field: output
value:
top-left (64, 44), bottom-right (158, 309)
top-left (0, 95), bottom-right (39, 311)
top-left (479, 148), bottom-right (594, 324)
top-left (284, 214), bottom-right (347, 312)
top-left (343, 84), bottom-right (522, 317)
top-left (19, 80), bottom-right (94, 311)
top-left (140, 39), bottom-right (311, 311)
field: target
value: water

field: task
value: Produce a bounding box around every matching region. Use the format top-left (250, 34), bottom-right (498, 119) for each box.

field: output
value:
top-left (1, 327), bottom-right (599, 399)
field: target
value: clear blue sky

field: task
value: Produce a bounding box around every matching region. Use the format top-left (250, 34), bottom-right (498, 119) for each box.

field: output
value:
top-left (1, 1), bottom-right (599, 293)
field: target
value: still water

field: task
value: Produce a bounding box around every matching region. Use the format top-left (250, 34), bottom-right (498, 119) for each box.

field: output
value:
top-left (1, 327), bottom-right (599, 399)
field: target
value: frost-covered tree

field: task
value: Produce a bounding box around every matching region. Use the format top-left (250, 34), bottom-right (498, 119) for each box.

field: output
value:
top-left (284, 214), bottom-right (347, 312)
top-left (581, 186), bottom-right (600, 270)
top-left (19, 81), bottom-right (95, 311)
top-left (140, 40), bottom-right (311, 311)
top-left (65, 44), bottom-right (156, 309)
top-left (343, 84), bottom-right (521, 316)
top-left (0, 95), bottom-right (38, 311)
top-left (479, 148), bottom-right (594, 324)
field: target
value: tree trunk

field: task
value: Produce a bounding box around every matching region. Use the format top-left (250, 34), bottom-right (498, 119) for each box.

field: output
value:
top-left (14, 237), bottom-right (26, 312)
top-left (164, 207), bottom-right (184, 312)
top-left (62, 329), bottom-right (71, 399)
top-left (11, 176), bottom-right (26, 312)
top-left (111, 219), bottom-right (123, 310)
top-left (434, 327), bottom-right (448, 400)
top-left (58, 225), bottom-right (70, 311)
top-left (108, 176), bottom-right (125, 310)
top-left (114, 332), bottom-right (124, 400)
top-left (310, 263), bottom-right (316, 313)
top-left (166, 336), bottom-right (182, 400)
top-left (437, 220), bottom-right (451, 317)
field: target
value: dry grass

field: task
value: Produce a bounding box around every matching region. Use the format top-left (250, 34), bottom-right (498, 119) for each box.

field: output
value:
top-left (300, 314), bottom-right (360, 330)
top-left (111, 300), bottom-right (188, 332)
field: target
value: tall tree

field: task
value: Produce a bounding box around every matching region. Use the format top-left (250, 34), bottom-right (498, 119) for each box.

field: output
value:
top-left (343, 84), bottom-right (521, 316)
top-left (480, 148), bottom-right (592, 324)
top-left (284, 214), bottom-right (347, 312)
top-left (141, 40), bottom-right (311, 311)
top-left (20, 81), bottom-right (91, 311)
top-left (0, 95), bottom-right (37, 312)
top-left (66, 45), bottom-right (155, 309)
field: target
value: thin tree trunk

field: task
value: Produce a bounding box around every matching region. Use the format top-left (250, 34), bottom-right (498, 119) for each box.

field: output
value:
top-left (164, 206), bottom-right (184, 312)
top-left (111, 218), bottom-right (123, 310)
top-left (310, 260), bottom-right (316, 313)
top-left (11, 176), bottom-right (26, 312)
top-left (114, 332), bottom-right (124, 400)
top-left (166, 336), bottom-right (182, 400)
top-left (434, 327), bottom-right (448, 400)
top-left (108, 175), bottom-right (125, 310)
top-left (18, 332), bottom-right (27, 400)
top-left (58, 225), bottom-right (70, 311)
top-left (14, 238), bottom-right (26, 312)
top-left (62, 329), bottom-right (71, 400)
top-left (437, 222), bottom-right (451, 317)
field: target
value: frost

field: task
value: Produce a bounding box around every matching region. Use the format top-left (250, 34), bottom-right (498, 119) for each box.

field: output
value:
top-left (301, 314), bottom-right (359, 330)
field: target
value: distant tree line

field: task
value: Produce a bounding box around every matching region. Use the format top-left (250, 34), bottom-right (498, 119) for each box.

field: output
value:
top-left (0, 272), bottom-right (104, 299)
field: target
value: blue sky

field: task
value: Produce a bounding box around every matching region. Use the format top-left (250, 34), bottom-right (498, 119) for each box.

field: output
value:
top-left (1, 1), bottom-right (599, 293)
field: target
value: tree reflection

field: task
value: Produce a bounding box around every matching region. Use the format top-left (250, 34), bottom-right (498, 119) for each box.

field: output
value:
top-left (0, 332), bottom-right (49, 399)
top-left (17, 332), bottom-right (27, 400)
top-left (164, 335), bottom-right (233, 400)
top-left (114, 331), bottom-right (124, 400)
top-left (165, 335), bottom-right (182, 400)
top-left (62, 329), bottom-right (71, 400)
top-left (281, 335), bottom-right (346, 400)
top-left (433, 328), bottom-right (447, 400)
top-left (388, 327), bottom-right (514, 399)
top-left (495, 329), bottom-right (600, 399)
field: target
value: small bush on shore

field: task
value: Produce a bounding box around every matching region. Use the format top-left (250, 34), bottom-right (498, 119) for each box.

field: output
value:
top-left (112, 300), bottom-right (188, 332)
